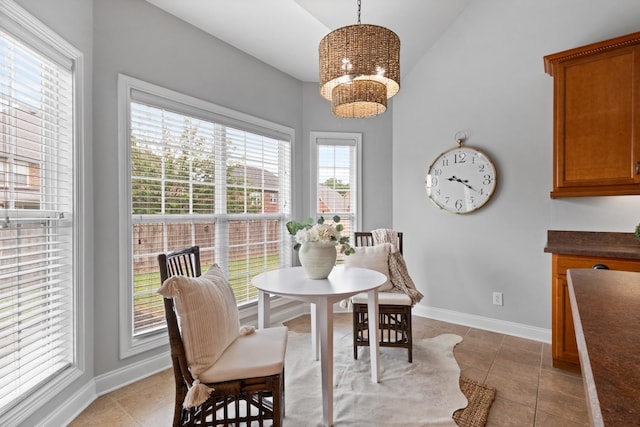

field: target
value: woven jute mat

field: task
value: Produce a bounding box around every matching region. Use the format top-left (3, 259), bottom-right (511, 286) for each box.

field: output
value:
top-left (453, 376), bottom-right (497, 427)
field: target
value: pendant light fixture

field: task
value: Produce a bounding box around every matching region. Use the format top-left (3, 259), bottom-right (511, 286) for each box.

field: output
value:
top-left (318, 0), bottom-right (400, 118)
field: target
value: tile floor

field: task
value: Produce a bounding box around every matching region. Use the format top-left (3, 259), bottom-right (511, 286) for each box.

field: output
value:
top-left (68, 313), bottom-right (589, 426)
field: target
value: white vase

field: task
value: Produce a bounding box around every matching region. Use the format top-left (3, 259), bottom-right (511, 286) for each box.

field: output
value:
top-left (298, 241), bottom-right (337, 279)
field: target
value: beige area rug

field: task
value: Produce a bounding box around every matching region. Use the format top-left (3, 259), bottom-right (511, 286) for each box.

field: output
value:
top-left (283, 332), bottom-right (469, 426)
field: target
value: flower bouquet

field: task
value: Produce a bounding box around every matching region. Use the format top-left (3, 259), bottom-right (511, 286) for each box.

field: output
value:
top-left (286, 215), bottom-right (354, 255)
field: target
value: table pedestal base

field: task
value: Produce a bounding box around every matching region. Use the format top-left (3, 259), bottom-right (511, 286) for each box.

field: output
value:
top-left (253, 266), bottom-right (385, 427)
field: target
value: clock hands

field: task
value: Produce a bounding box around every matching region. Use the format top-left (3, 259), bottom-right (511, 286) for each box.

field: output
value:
top-left (447, 175), bottom-right (477, 192)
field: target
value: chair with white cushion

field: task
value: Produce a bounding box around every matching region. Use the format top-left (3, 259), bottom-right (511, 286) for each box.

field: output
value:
top-left (347, 232), bottom-right (413, 362)
top-left (158, 246), bottom-right (288, 427)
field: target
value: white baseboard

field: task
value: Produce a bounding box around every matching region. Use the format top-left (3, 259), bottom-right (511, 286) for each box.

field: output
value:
top-left (40, 380), bottom-right (96, 427)
top-left (95, 351), bottom-right (172, 395)
top-left (413, 305), bottom-right (551, 343)
top-left (239, 297), bottom-right (308, 327)
top-left (48, 352), bottom-right (172, 427)
top-left (268, 301), bottom-right (308, 325)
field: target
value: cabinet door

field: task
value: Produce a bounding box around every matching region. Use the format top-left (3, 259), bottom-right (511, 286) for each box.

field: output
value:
top-left (552, 254), bottom-right (640, 371)
top-left (553, 46), bottom-right (640, 197)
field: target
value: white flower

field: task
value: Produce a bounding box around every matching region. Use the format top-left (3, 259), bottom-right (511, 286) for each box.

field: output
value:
top-left (294, 223), bottom-right (340, 244)
top-left (287, 215), bottom-right (354, 255)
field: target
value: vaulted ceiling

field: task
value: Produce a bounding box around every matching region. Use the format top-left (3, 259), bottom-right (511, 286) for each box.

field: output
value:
top-left (145, 0), bottom-right (471, 82)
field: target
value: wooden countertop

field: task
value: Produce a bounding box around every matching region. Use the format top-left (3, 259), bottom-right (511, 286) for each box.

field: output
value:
top-left (567, 269), bottom-right (640, 426)
top-left (545, 230), bottom-right (640, 259)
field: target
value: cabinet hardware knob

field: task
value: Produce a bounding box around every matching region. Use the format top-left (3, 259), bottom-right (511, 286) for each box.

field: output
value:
top-left (592, 263), bottom-right (609, 270)
top-left (636, 161), bottom-right (640, 175)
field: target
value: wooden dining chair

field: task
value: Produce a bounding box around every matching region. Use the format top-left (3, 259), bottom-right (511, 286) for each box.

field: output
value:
top-left (158, 246), bottom-right (287, 426)
top-left (350, 232), bottom-right (413, 362)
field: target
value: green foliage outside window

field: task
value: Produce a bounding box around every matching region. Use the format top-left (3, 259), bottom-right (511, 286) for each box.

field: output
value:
top-left (131, 119), bottom-right (263, 215)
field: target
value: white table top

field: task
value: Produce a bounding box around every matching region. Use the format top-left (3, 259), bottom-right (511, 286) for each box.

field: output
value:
top-left (252, 265), bottom-right (386, 300)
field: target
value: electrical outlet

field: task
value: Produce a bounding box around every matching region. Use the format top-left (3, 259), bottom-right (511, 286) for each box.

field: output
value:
top-left (493, 292), bottom-right (503, 306)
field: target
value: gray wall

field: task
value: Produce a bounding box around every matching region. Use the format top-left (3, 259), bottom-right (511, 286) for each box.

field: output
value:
top-left (393, 0), bottom-right (640, 330)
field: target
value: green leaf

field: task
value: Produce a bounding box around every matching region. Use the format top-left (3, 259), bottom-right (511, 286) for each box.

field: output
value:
top-left (286, 218), bottom-right (315, 235)
top-left (333, 215), bottom-right (341, 223)
top-left (317, 216), bottom-right (325, 224)
top-left (335, 224), bottom-right (343, 232)
top-left (286, 221), bottom-right (297, 235)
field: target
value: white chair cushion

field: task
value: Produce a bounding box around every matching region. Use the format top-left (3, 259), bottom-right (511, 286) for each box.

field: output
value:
top-left (351, 291), bottom-right (412, 306)
top-left (157, 265), bottom-right (240, 378)
top-left (200, 326), bottom-right (288, 383)
top-left (344, 243), bottom-right (393, 291)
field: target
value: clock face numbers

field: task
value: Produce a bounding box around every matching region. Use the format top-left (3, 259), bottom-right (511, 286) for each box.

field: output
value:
top-left (425, 147), bottom-right (497, 214)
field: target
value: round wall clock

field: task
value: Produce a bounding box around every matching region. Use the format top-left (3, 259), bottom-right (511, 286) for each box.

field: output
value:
top-left (425, 138), bottom-right (497, 214)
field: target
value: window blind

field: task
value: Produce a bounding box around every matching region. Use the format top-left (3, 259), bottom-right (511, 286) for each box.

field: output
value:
top-left (0, 29), bottom-right (74, 412)
top-left (129, 101), bottom-right (291, 336)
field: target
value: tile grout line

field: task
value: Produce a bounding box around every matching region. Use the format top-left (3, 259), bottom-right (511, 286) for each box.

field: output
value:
top-left (109, 394), bottom-right (145, 427)
top-left (484, 333), bottom-right (504, 385)
top-left (532, 343), bottom-right (544, 426)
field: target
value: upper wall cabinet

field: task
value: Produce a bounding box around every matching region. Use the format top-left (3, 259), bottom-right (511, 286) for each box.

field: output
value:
top-left (544, 32), bottom-right (640, 198)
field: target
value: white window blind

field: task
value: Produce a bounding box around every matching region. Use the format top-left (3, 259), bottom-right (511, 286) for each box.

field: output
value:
top-left (0, 28), bottom-right (74, 413)
top-left (129, 99), bottom-right (291, 337)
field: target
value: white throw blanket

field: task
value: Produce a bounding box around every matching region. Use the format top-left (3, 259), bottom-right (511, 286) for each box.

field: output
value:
top-left (372, 228), bottom-right (424, 305)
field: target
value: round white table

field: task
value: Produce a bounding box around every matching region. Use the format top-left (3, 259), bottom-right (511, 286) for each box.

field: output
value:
top-left (252, 265), bottom-right (386, 427)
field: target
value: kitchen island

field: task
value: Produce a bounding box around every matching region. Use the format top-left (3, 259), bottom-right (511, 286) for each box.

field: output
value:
top-left (567, 268), bottom-right (640, 426)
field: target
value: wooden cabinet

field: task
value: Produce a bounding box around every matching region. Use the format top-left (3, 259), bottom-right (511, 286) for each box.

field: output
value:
top-left (551, 254), bottom-right (640, 371)
top-left (544, 32), bottom-right (640, 198)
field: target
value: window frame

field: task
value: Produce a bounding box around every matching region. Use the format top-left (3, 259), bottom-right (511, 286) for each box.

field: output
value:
top-left (0, 1), bottom-right (86, 424)
top-left (117, 74), bottom-right (294, 358)
top-left (309, 131), bottom-right (362, 244)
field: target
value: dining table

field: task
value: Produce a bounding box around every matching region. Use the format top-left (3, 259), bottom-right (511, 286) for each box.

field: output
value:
top-left (252, 265), bottom-right (386, 427)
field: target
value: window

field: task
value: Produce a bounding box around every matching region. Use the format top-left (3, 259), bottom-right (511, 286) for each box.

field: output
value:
top-left (310, 132), bottom-right (361, 260)
top-left (118, 75), bottom-right (293, 357)
top-left (0, 2), bottom-right (83, 422)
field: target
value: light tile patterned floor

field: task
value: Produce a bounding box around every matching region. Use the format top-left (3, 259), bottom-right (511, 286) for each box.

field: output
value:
top-left (69, 313), bottom-right (588, 426)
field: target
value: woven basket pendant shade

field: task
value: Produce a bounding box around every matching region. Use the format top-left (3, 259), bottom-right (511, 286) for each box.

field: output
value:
top-left (332, 80), bottom-right (386, 117)
top-left (319, 23), bottom-right (400, 118)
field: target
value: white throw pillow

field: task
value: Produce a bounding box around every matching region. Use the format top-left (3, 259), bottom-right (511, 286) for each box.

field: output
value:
top-left (158, 264), bottom-right (240, 377)
top-left (344, 243), bottom-right (393, 291)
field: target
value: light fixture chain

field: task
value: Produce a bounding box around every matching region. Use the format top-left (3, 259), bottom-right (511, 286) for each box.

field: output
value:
top-left (357, 0), bottom-right (361, 24)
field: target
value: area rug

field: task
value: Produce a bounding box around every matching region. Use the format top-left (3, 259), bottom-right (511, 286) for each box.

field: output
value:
top-left (454, 377), bottom-right (497, 427)
top-left (283, 332), bottom-right (469, 426)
